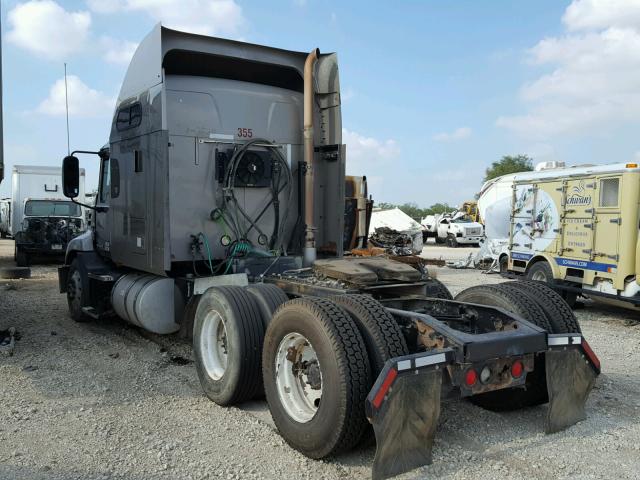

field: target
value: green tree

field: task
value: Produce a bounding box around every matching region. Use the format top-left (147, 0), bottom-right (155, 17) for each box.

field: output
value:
top-left (397, 202), bottom-right (427, 221)
top-left (375, 201), bottom-right (453, 221)
top-left (425, 203), bottom-right (451, 215)
top-left (484, 154), bottom-right (533, 182)
top-left (376, 202), bottom-right (396, 211)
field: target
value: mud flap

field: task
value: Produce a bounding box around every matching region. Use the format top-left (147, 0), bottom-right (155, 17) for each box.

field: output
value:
top-left (365, 350), bottom-right (452, 480)
top-left (545, 337), bottom-right (599, 434)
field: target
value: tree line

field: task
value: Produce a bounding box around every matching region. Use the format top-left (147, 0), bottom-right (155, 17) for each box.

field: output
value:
top-left (378, 154), bottom-right (534, 221)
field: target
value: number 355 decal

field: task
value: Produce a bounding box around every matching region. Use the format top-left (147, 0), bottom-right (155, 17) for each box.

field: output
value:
top-left (237, 128), bottom-right (253, 138)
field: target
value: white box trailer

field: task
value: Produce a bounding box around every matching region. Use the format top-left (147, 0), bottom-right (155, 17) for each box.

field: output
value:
top-left (11, 165), bottom-right (86, 265)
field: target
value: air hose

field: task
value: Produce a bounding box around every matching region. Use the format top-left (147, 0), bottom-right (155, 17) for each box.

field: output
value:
top-left (220, 138), bottom-right (293, 253)
top-left (197, 232), bottom-right (215, 274)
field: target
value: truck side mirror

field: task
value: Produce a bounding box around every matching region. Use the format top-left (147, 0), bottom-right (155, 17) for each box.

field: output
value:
top-left (62, 155), bottom-right (80, 198)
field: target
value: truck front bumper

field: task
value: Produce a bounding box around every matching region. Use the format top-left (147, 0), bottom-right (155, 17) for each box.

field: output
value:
top-left (17, 242), bottom-right (68, 255)
top-left (454, 234), bottom-right (483, 244)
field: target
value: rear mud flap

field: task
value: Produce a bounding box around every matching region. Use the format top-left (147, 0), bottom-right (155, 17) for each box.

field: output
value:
top-left (365, 350), bottom-right (452, 480)
top-left (545, 347), bottom-right (597, 434)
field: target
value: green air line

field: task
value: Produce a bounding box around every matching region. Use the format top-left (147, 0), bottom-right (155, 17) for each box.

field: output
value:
top-left (198, 232), bottom-right (215, 274)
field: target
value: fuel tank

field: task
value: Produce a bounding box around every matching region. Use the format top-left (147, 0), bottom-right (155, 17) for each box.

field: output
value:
top-left (111, 273), bottom-right (183, 334)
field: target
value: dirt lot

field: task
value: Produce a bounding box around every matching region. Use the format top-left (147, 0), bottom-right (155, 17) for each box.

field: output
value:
top-left (1, 237), bottom-right (639, 480)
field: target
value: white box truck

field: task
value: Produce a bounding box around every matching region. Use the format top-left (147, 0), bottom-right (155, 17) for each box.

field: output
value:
top-left (0, 198), bottom-right (10, 238)
top-left (11, 165), bottom-right (86, 265)
top-left (480, 161), bottom-right (640, 309)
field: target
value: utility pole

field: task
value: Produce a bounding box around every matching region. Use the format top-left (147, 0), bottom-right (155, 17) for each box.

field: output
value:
top-left (0, 10), bottom-right (4, 185)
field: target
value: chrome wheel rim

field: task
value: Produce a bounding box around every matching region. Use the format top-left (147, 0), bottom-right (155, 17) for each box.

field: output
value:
top-left (200, 309), bottom-right (228, 380)
top-left (68, 270), bottom-right (82, 311)
top-left (275, 332), bottom-right (322, 423)
top-left (531, 270), bottom-right (547, 282)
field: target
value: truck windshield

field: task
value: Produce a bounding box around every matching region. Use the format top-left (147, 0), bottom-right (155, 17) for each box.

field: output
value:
top-left (24, 200), bottom-right (81, 217)
top-left (452, 216), bottom-right (473, 223)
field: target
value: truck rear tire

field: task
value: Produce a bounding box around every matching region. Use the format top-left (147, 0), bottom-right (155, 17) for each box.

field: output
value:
top-left (330, 294), bottom-right (408, 376)
top-left (263, 298), bottom-right (370, 458)
top-left (455, 284), bottom-right (551, 332)
top-left (506, 281), bottom-right (581, 333)
top-left (454, 284), bottom-right (551, 411)
top-left (67, 258), bottom-right (91, 323)
top-left (425, 278), bottom-right (453, 300)
top-left (329, 294), bottom-right (408, 445)
top-left (193, 286), bottom-right (265, 406)
top-left (499, 255), bottom-right (508, 273)
top-left (526, 260), bottom-right (553, 283)
top-left (246, 283), bottom-right (289, 328)
top-left (525, 260), bottom-right (578, 307)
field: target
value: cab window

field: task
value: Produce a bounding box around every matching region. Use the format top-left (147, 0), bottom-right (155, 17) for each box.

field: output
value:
top-left (99, 159), bottom-right (111, 203)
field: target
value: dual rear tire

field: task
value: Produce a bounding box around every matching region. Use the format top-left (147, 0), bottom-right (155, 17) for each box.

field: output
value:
top-left (193, 284), bottom-right (288, 406)
top-left (193, 286), bottom-right (408, 458)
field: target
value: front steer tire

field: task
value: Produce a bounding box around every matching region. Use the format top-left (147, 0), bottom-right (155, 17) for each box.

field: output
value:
top-left (67, 258), bottom-right (90, 323)
top-left (263, 298), bottom-right (371, 458)
top-left (193, 286), bottom-right (265, 406)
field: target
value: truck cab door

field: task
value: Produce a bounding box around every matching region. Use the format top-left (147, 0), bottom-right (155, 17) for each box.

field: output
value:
top-left (94, 157), bottom-right (112, 257)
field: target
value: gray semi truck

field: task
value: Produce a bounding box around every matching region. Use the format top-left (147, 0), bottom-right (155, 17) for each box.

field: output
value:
top-left (58, 25), bottom-right (599, 479)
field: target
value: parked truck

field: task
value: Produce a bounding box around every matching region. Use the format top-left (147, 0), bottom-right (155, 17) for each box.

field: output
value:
top-left (0, 197), bottom-right (10, 238)
top-left (11, 165), bottom-right (86, 266)
top-left (498, 162), bottom-right (640, 310)
top-left (57, 25), bottom-right (599, 480)
top-left (422, 211), bottom-right (484, 247)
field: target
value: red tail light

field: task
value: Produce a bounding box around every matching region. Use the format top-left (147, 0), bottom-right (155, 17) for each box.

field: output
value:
top-left (372, 368), bottom-right (397, 409)
top-left (465, 369), bottom-right (477, 386)
top-left (580, 339), bottom-right (601, 373)
top-left (511, 360), bottom-right (524, 378)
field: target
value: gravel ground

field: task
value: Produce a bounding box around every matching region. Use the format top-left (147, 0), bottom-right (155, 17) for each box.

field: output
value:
top-left (1, 238), bottom-right (639, 480)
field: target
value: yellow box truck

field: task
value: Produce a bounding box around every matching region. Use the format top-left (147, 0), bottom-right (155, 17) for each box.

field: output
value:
top-left (506, 162), bottom-right (640, 309)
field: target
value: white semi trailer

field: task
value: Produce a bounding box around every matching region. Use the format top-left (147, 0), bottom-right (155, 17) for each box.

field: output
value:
top-left (11, 165), bottom-right (86, 265)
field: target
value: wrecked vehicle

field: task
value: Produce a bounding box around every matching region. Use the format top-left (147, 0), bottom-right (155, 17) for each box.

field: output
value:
top-left (369, 207), bottom-right (423, 255)
top-left (58, 25), bottom-right (599, 480)
top-left (11, 165), bottom-right (86, 266)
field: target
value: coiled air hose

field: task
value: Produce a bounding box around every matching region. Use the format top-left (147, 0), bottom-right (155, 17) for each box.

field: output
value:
top-left (220, 138), bottom-right (293, 252)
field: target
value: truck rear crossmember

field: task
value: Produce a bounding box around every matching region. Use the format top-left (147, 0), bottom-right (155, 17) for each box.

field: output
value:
top-left (366, 305), bottom-right (599, 480)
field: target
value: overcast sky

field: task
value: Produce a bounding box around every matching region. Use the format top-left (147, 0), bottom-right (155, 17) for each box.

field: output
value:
top-left (2, 0), bottom-right (640, 207)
